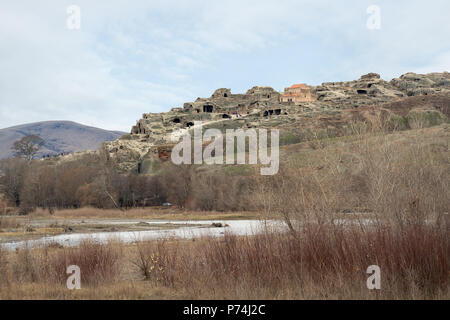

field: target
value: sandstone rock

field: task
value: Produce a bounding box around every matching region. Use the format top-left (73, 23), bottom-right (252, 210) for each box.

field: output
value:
top-left (390, 72), bottom-right (450, 96)
top-left (360, 73), bottom-right (381, 80)
top-left (96, 72), bottom-right (449, 173)
top-left (211, 88), bottom-right (232, 98)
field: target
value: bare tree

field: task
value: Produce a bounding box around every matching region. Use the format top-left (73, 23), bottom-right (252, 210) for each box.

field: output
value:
top-left (11, 135), bottom-right (45, 161)
top-left (0, 158), bottom-right (28, 207)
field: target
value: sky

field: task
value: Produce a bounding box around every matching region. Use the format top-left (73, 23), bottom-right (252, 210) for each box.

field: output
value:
top-left (0, 0), bottom-right (449, 132)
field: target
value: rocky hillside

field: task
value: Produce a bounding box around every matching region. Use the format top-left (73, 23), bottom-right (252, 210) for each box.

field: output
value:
top-left (0, 121), bottom-right (125, 159)
top-left (103, 72), bottom-right (449, 173)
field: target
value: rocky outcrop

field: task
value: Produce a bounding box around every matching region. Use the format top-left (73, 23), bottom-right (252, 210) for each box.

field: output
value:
top-left (390, 72), bottom-right (450, 97)
top-left (103, 72), bottom-right (449, 172)
top-left (311, 73), bottom-right (405, 109)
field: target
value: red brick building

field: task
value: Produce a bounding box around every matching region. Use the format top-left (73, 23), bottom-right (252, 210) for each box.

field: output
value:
top-left (280, 83), bottom-right (315, 103)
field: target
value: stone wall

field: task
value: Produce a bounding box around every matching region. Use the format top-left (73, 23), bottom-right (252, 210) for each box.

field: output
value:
top-left (280, 84), bottom-right (315, 103)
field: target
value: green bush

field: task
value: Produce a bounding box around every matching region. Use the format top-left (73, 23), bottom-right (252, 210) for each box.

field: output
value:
top-left (280, 132), bottom-right (303, 146)
top-left (388, 115), bottom-right (409, 131)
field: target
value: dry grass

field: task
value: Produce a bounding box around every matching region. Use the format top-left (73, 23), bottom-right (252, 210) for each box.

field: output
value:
top-left (126, 222), bottom-right (448, 299)
top-left (0, 281), bottom-right (187, 300)
top-left (1, 240), bottom-right (122, 290)
top-left (0, 247), bottom-right (8, 286)
top-left (0, 240), bottom-right (184, 300)
top-left (0, 216), bottom-right (22, 230)
top-left (0, 125), bottom-right (448, 299)
top-left (30, 207), bottom-right (259, 220)
top-left (47, 240), bottom-right (123, 285)
top-left (0, 221), bottom-right (448, 299)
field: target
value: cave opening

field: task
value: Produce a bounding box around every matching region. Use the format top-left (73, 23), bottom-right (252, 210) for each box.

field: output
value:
top-left (203, 105), bottom-right (214, 113)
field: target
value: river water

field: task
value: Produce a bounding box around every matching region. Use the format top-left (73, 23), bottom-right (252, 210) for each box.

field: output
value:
top-left (1, 219), bottom-right (284, 250)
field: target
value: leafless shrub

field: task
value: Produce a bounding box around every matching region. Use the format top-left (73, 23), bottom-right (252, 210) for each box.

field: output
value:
top-left (12, 245), bottom-right (41, 283)
top-left (0, 158), bottom-right (28, 207)
top-left (0, 247), bottom-right (8, 286)
top-left (131, 240), bottom-right (177, 286)
top-left (49, 240), bottom-right (122, 285)
top-left (258, 127), bottom-right (449, 231)
top-left (160, 164), bottom-right (195, 208)
top-left (135, 224), bottom-right (448, 299)
top-left (9, 240), bottom-right (122, 286)
top-left (191, 173), bottom-right (256, 211)
top-left (351, 133), bottom-right (449, 226)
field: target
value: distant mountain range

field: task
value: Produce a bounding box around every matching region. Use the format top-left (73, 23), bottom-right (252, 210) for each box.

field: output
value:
top-left (0, 121), bottom-right (126, 159)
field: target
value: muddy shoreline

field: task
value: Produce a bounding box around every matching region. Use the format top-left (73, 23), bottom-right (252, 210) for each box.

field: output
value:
top-left (0, 217), bottom-right (216, 244)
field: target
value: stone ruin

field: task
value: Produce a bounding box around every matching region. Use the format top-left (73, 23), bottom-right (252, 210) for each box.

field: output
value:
top-left (280, 83), bottom-right (316, 103)
top-left (103, 72), bottom-right (450, 172)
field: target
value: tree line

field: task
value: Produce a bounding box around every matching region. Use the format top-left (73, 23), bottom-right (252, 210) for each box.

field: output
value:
top-left (0, 136), bottom-right (256, 214)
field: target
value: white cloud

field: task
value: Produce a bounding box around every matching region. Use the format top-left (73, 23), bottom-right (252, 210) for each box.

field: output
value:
top-left (0, 0), bottom-right (449, 131)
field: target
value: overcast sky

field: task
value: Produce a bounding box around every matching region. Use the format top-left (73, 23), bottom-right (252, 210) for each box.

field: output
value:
top-left (0, 0), bottom-right (449, 132)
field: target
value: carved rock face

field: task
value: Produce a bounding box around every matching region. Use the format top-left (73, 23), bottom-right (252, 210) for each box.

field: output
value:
top-left (99, 72), bottom-right (449, 173)
top-left (211, 88), bottom-right (232, 98)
